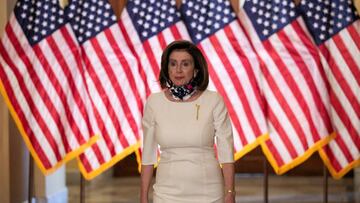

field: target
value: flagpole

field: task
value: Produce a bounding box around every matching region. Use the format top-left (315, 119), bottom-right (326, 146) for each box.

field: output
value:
top-left (263, 156), bottom-right (268, 203)
top-left (28, 154), bottom-right (33, 203)
top-left (80, 174), bottom-right (85, 203)
top-left (323, 164), bottom-right (328, 203)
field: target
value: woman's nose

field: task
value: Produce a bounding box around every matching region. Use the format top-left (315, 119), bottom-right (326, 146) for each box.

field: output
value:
top-left (175, 65), bottom-right (183, 72)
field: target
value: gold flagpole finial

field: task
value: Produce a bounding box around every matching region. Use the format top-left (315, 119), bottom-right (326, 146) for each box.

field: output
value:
top-left (355, 0), bottom-right (360, 14)
top-left (59, 0), bottom-right (69, 9)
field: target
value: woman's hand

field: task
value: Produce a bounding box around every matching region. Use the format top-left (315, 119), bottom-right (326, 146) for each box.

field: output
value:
top-left (140, 196), bottom-right (148, 203)
top-left (224, 192), bottom-right (236, 203)
top-left (221, 163), bottom-right (235, 203)
top-left (140, 165), bottom-right (154, 203)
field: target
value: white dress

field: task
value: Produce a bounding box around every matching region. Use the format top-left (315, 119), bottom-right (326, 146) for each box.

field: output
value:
top-left (142, 90), bottom-right (234, 203)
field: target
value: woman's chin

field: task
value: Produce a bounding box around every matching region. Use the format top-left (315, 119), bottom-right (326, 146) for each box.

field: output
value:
top-left (173, 82), bottom-right (186, 86)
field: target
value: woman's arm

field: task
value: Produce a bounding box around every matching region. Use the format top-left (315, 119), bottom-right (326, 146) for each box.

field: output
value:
top-left (140, 164), bottom-right (154, 203)
top-left (213, 94), bottom-right (235, 202)
top-left (222, 163), bottom-right (235, 203)
top-left (140, 95), bottom-right (157, 203)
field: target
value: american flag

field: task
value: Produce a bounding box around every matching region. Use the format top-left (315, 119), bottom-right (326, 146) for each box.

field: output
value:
top-left (298, 0), bottom-right (360, 179)
top-left (119, 0), bottom-right (192, 94)
top-left (66, 0), bottom-right (145, 179)
top-left (180, 0), bottom-right (269, 160)
top-left (0, 0), bottom-right (98, 174)
top-left (238, 0), bottom-right (334, 174)
top-left (119, 0), bottom-right (192, 167)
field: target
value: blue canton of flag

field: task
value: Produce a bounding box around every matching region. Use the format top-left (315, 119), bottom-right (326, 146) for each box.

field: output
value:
top-left (66, 0), bottom-right (118, 43)
top-left (243, 0), bottom-right (298, 40)
top-left (14, 0), bottom-right (66, 45)
top-left (299, 0), bottom-right (359, 45)
top-left (181, 0), bottom-right (236, 44)
top-left (126, 0), bottom-right (181, 42)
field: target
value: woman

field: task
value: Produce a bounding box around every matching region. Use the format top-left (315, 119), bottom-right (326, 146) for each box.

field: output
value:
top-left (140, 40), bottom-right (235, 203)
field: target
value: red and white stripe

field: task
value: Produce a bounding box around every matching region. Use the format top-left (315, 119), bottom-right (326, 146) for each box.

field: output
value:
top-left (119, 10), bottom-right (192, 94)
top-left (0, 15), bottom-right (96, 173)
top-left (196, 20), bottom-right (268, 158)
top-left (238, 10), bottom-right (333, 174)
top-left (76, 22), bottom-right (148, 179)
top-left (318, 20), bottom-right (360, 179)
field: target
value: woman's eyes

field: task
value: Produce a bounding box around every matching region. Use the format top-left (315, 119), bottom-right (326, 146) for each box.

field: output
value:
top-left (169, 61), bottom-right (192, 67)
top-left (182, 62), bottom-right (190, 67)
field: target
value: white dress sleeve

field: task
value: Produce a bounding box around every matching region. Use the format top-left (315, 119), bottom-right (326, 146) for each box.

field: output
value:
top-left (141, 97), bottom-right (158, 165)
top-left (213, 94), bottom-right (234, 164)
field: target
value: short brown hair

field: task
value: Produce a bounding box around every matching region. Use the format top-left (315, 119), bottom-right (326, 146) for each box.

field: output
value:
top-left (159, 40), bottom-right (209, 91)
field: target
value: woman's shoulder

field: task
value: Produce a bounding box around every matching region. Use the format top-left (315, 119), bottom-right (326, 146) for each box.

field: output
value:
top-left (203, 90), bottom-right (227, 112)
top-left (145, 91), bottom-right (165, 106)
top-left (203, 89), bottom-right (223, 101)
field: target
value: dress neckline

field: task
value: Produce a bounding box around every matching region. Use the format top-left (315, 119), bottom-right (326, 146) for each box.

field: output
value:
top-left (162, 90), bottom-right (206, 104)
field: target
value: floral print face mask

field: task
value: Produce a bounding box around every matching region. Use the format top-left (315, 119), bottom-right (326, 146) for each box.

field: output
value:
top-left (168, 79), bottom-right (197, 101)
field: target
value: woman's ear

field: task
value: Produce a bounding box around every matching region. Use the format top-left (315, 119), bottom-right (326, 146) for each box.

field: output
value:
top-left (194, 69), bottom-right (199, 77)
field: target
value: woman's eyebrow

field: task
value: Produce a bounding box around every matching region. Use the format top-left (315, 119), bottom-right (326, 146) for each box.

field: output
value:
top-left (169, 58), bottom-right (192, 61)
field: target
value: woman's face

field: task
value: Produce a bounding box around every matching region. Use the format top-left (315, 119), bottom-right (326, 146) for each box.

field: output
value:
top-left (168, 50), bottom-right (196, 86)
